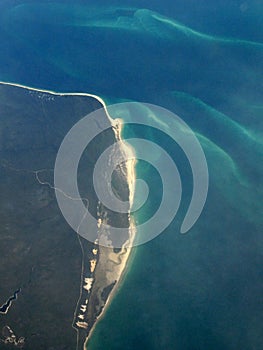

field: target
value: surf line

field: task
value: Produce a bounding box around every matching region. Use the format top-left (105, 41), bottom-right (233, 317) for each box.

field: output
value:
top-left (0, 289), bottom-right (21, 315)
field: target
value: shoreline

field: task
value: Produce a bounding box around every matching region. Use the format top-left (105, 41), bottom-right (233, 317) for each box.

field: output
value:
top-left (0, 81), bottom-right (111, 117)
top-left (0, 81), bottom-right (137, 350)
top-left (83, 224), bottom-right (137, 349)
top-left (83, 118), bottom-right (137, 350)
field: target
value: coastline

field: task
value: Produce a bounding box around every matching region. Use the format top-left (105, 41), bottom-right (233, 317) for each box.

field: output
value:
top-left (0, 81), bottom-right (109, 111)
top-left (83, 117), bottom-right (137, 350)
top-left (83, 224), bottom-right (137, 350)
top-left (0, 81), bottom-right (137, 350)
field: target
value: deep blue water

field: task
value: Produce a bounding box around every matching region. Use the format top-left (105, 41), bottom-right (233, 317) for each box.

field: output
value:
top-left (0, 1), bottom-right (262, 349)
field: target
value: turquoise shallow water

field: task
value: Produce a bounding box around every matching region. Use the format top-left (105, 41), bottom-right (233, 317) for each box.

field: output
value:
top-left (0, 1), bottom-right (262, 349)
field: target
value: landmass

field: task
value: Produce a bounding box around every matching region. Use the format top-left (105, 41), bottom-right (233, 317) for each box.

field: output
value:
top-left (0, 82), bottom-right (135, 350)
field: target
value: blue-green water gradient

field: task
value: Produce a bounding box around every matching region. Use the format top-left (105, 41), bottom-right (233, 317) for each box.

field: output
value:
top-left (0, 1), bottom-right (262, 349)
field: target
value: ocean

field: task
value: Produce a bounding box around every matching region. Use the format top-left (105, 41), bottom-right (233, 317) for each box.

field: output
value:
top-left (0, 1), bottom-right (262, 349)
